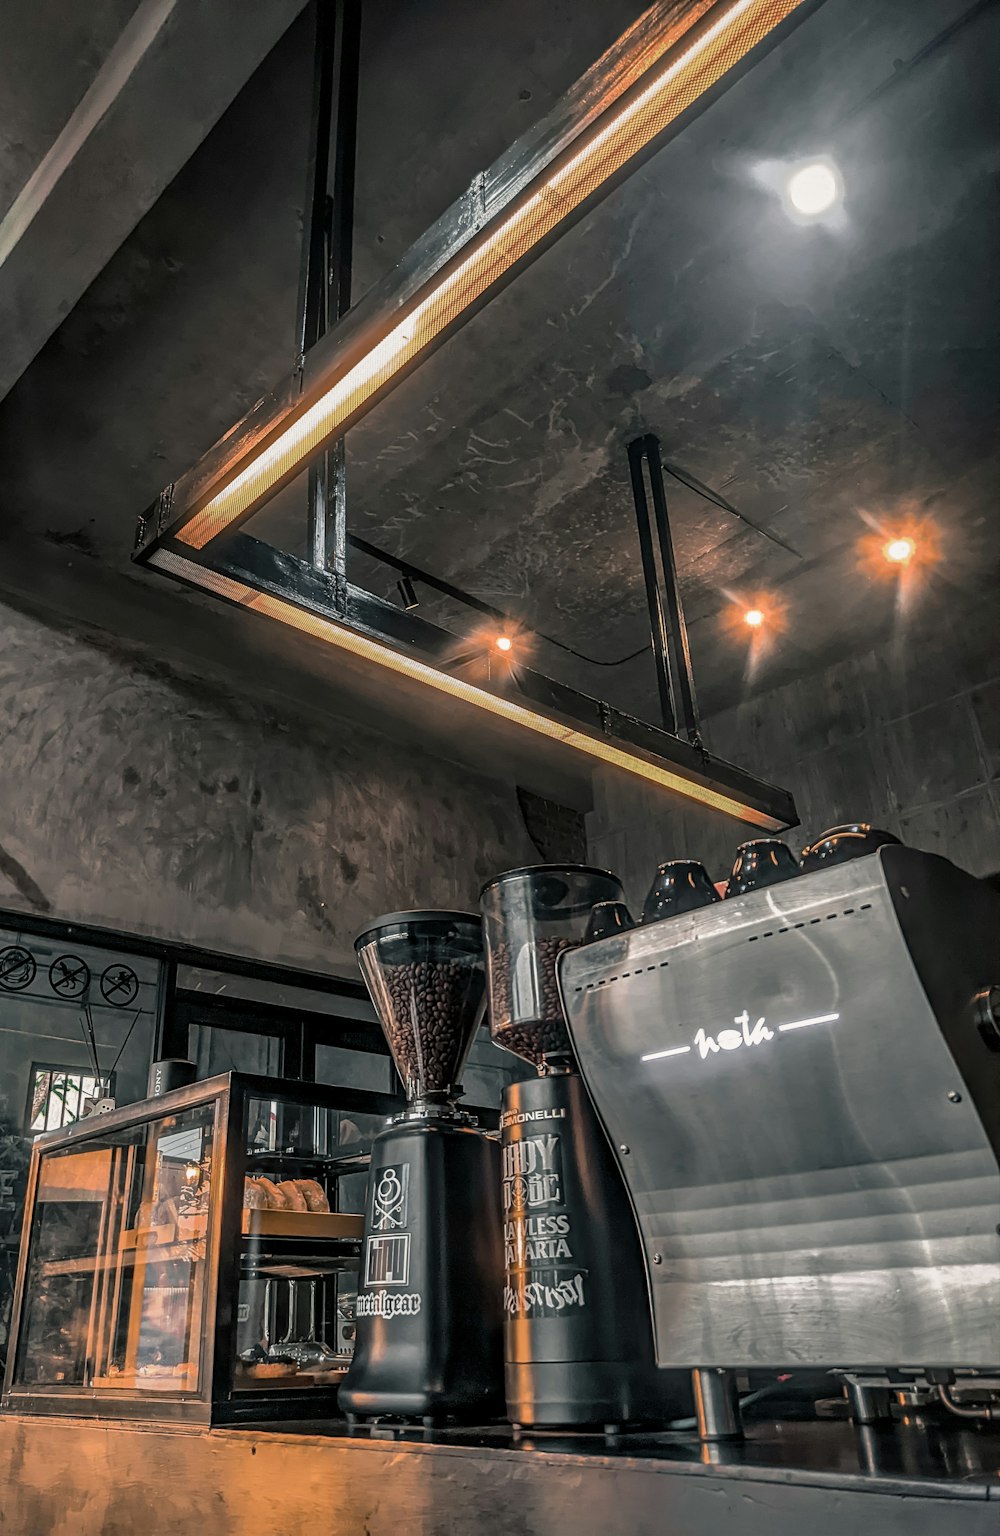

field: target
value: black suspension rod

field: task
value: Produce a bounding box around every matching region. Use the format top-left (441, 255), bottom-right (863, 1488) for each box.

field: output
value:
top-left (628, 436), bottom-right (676, 735)
top-left (299, 0), bottom-right (362, 603)
top-left (627, 433), bottom-right (701, 745)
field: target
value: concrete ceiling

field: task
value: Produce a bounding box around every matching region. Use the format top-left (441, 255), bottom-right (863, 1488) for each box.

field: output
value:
top-left (0, 0), bottom-right (996, 733)
top-left (0, 0), bottom-right (310, 399)
top-left (0, 0), bottom-right (136, 211)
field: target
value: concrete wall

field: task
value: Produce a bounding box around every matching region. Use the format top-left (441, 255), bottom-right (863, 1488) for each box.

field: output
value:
top-left (0, 591), bottom-right (534, 974)
top-left (589, 593), bottom-right (1000, 909)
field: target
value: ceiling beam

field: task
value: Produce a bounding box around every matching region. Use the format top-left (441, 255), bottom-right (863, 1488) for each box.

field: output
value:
top-left (0, 0), bottom-right (309, 403)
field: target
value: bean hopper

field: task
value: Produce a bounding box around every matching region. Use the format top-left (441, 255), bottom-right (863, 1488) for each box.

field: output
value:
top-left (481, 866), bottom-right (684, 1428)
top-left (338, 911), bottom-right (504, 1424)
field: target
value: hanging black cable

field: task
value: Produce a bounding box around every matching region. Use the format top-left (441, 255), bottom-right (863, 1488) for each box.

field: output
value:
top-left (662, 462), bottom-right (800, 558)
top-left (350, 456), bottom-right (790, 667)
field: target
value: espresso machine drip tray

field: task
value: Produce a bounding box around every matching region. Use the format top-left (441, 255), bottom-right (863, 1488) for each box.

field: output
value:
top-left (560, 846), bottom-right (1000, 1374)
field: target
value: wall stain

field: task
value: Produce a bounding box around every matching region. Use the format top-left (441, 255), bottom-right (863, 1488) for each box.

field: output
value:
top-left (606, 362), bottom-right (651, 397)
top-left (0, 842), bottom-right (51, 912)
top-left (338, 851), bottom-right (359, 885)
top-left (44, 526), bottom-right (99, 558)
top-left (297, 870), bottom-right (337, 937)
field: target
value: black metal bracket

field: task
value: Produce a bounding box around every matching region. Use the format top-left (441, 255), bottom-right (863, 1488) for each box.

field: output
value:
top-left (299, 0), bottom-right (362, 609)
top-left (628, 432), bottom-right (701, 747)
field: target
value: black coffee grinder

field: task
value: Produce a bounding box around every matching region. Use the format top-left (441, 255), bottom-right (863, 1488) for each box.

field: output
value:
top-left (338, 910), bottom-right (504, 1424)
top-left (480, 865), bottom-right (685, 1429)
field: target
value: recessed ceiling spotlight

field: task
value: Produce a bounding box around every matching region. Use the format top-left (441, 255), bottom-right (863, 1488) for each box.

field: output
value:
top-left (884, 536), bottom-right (915, 565)
top-left (784, 157), bottom-right (842, 219)
top-left (744, 608), bottom-right (765, 628)
top-left (495, 635), bottom-right (513, 652)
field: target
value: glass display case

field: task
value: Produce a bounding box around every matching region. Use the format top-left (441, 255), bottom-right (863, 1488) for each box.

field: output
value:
top-left (1, 1072), bottom-right (399, 1424)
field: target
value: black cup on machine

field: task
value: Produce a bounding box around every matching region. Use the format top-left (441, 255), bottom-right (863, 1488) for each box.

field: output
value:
top-left (725, 839), bottom-right (799, 897)
top-left (584, 899), bottom-right (635, 943)
top-left (338, 910), bottom-right (503, 1425)
top-left (642, 860), bottom-right (720, 923)
top-left (481, 864), bottom-right (684, 1429)
top-left (801, 823), bottom-right (901, 872)
top-left (147, 1059), bottom-right (197, 1097)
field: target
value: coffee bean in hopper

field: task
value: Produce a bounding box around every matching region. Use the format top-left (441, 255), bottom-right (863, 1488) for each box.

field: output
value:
top-left (380, 959), bottom-right (474, 1094)
top-left (487, 936), bottom-right (574, 1066)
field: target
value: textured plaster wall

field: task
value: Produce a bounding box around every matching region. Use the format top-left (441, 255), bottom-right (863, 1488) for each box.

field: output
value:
top-left (0, 595), bottom-right (534, 972)
top-left (589, 595), bottom-right (1000, 909)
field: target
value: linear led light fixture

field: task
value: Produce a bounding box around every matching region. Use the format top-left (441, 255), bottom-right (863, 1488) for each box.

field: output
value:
top-left (148, 547), bottom-right (793, 829)
top-left (142, 0), bottom-right (813, 553)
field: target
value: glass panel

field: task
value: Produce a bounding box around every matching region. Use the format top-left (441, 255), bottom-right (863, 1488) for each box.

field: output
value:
top-left (189, 1022), bottom-right (282, 1078)
top-left (12, 1103), bottom-right (218, 1396)
top-left (234, 1089), bottom-right (367, 1392)
top-left (314, 1042), bottom-right (392, 1095)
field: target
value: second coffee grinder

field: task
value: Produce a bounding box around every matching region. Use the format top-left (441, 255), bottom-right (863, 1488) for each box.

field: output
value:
top-left (481, 865), bottom-right (686, 1429)
top-left (338, 910), bottom-right (504, 1424)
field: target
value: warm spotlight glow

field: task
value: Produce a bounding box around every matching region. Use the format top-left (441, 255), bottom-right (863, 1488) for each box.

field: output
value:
top-left (722, 589), bottom-right (787, 664)
top-left (857, 508), bottom-right (941, 588)
top-left (496, 635), bottom-right (513, 652)
top-left (149, 549), bottom-right (792, 829)
top-left (884, 537), bottom-right (915, 565)
top-left (784, 158), bottom-right (841, 218)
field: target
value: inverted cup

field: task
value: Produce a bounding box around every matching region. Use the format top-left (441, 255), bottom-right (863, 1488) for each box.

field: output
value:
top-left (725, 840), bottom-right (799, 898)
top-left (642, 861), bottom-right (720, 922)
top-left (584, 899), bottom-right (636, 942)
top-left (801, 823), bottom-right (901, 873)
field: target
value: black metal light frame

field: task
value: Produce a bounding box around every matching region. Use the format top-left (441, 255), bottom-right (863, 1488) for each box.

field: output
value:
top-left (133, 0), bottom-right (817, 832)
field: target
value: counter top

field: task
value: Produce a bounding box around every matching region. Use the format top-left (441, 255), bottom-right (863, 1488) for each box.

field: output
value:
top-left (2, 1408), bottom-right (997, 1536)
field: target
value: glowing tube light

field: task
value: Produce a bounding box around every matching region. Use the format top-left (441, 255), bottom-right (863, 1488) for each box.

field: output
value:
top-left (176, 0), bottom-right (807, 551)
top-left (150, 548), bottom-right (788, 829)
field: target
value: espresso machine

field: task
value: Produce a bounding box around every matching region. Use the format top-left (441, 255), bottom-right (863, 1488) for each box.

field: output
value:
top-left (338, 910), bottom-right (504, 1424)
top-left (480, 865), bottom-right (688, 1429)
top-left (559, 833), bottom-right (1000, 1433)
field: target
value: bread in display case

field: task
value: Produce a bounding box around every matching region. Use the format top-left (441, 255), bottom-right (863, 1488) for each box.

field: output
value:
top-left (2, 1072), bottom-right (400, 1424)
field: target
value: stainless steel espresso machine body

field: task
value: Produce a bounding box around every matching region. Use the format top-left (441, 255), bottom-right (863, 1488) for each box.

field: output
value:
top-left (559, 845), bottom-right (1000, 1378)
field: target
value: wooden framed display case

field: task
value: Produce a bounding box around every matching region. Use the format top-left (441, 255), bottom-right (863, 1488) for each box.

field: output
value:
top-left (1, 1072), bottom-right (400, 1425)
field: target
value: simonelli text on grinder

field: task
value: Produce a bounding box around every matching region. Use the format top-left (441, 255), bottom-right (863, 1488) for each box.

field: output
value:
top-left (338, 910), bottom-right (504, 1424)
top-left (481, 865), bottom-right (686, 1429)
